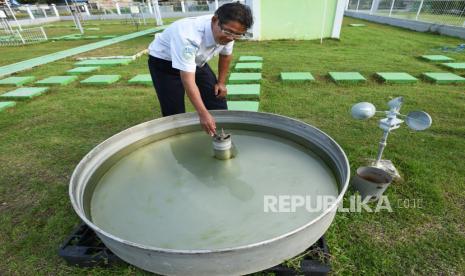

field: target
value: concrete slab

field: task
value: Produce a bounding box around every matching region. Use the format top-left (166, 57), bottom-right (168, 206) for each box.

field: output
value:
top-left (421, 55), bottom-right (454, 62)
top-left (51, 34), bottom-right (80, 41)
top-left (75, 59), bottom-right (133, 67)
top-left (80, 75), bottom-right (121, 85)
top-left (441, 62), bottom-right (465, 70)
top-left (83, 36), bottom-right (100, 40)
top-left (228, 101), bottom-right (259, 112)
top-left (0, 87), bottom-right (49, 100)
top-left (128, 74), bottom-right (152, 85)
top-left (375, 72), bottom-right (418, 84)
top-left (422, 72), bottom-right (465, 84)
top-left (329, 72), bottom-right (366, 84)
top-left (228, 73), bottom-right (262, 84)
top-left (67, 66), bottom-right (100, 75)
top-left (281, 72), bottom-right (315, 82)
top-left (0, 101), bottom-right (16, 111)
top-left (63, 36), bottom-right (82, 41)
top-left (36, 76), bottom-right (78, 86)
top-left (226, 84), bottom-right (260, 100)
top-left (349, 23), bottom-right (367, 27)
top-left (0, 76), bottom-right (35, 86)
top-left (234, 63), bottom-right (262, 72)
top-left (238, 56), bottom-right (263, 62)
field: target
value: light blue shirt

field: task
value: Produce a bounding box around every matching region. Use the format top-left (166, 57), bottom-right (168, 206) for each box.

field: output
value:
top-left (148, 15), bottom-right (234, 73)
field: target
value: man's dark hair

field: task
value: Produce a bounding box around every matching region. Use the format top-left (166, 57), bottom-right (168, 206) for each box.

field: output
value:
top-left (215, 2), bottom-right (254, 30)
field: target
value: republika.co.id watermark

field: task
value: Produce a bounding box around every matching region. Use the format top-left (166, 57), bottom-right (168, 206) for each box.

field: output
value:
top-left (263, 195), bottom-right (423, 213)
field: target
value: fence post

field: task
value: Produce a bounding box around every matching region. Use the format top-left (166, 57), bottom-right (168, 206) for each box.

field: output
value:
top-left (356, 0), bottom-right (360, 11)
top-left (115, 1), bottom-right (121, 15)
top-left (41, 7), bottom-right (48, 18)
top-left (84, 4), bottom-right (91, 16)
top-left (370, 0), bottom-right (380, 15)
top-left (51, 4), bottom-right (60, 17)
top-left (415, 0), bottom-right (424, 20)
top-left (147, 0), bottom-right (153, 14)
top-left (345, 0), bottom-right (350, 11)
top-left (17, 30), bottom-right (25, 44)
top-left (389, 0), bottom-right (395, 17)
top-left (153, 0), bottom-right (163, 26)
top-left (181, 0), bottom-right (186, 13)
top-left (26, 5), bottom-right (35, 19)
top-left (5, 0), bottom-right (22, 30)
top-left (215, 0), bottom-right (219, 10)
top-left (40, 26), bottom-right (48, 40)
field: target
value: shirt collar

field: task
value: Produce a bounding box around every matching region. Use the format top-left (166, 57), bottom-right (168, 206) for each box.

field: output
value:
top-left (204, 17), bottom-right (217, 48)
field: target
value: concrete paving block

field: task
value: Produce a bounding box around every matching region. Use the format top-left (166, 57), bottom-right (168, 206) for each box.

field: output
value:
top-left (422, 72), bottom-right (465, 84)
top-left (441, 62), bottom-right (465, 70)
top-left (234, 63), bottom-right (262, 72)
top-left (228, 73), bottom-right (262, 84)
top-left (75, 59), bottom-right (133, 67)
top-left (67, 66), bottom-right (100, 75)
top-left (238, 56), bottom-right (263, 62)
top-left (128, 74), bottom-right (152, 85)
top-left (375, 72), bottom-right (418, 84)
top-left (0, 101), bottom-right (16, 111)
top-left (329, 72), bottom-right (366, 84)
top-left (35, 76), bottom-right (78, 86)
top-left (83, 36), bottom-right (100, 40)
top-left (421, 55), bottom-right (454, 62)
top-left (0, 76), bottom-right (35, 86)
top-left (228, 101), bottom-right (259, 112)
top-left (80, 75), bottom-right (121, 85)
top-left (226, 84), bottom-right (260, 100)
top-left (281, 72), bottom-right (315, 82)
top-left (0, 87), bottom-right (49, 100)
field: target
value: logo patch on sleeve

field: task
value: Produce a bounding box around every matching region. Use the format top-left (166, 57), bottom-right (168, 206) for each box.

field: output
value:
top-left (182, 44), bottom-right (198, 62)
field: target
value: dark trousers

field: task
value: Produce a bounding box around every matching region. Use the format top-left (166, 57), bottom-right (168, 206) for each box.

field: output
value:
top-left (148, 55), bottom-right (227, 117)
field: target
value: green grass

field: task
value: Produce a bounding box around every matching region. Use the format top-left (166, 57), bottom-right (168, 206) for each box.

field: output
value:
top-left (0, 17), bottom-right (464, 275)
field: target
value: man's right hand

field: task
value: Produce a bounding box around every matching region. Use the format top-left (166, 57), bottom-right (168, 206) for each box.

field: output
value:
top-left (179, 71), bottom-right (216, 136)
top-left (199, 111), bottom-right (216, 136)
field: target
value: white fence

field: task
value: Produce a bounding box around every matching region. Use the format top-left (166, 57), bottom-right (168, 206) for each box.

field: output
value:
top-left (0, 26), bottom-right (47, 46)
top-left (3, 0), bottom-right (234, 21)
top-left (347, 0), bottom-right (465, 27)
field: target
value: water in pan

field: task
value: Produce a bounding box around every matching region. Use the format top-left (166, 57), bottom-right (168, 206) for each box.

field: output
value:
top-left (91, 130), bottom-right (338, 250)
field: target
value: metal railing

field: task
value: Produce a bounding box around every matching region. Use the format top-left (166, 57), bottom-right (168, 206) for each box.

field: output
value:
top-left (347, 0), bottom-right (465, 27)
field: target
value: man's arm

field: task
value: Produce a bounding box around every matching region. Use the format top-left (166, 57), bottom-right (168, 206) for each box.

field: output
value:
top-left (215, 54), bottom-right (233, 98)
top-left (180, 71), bottom-right (216, 136)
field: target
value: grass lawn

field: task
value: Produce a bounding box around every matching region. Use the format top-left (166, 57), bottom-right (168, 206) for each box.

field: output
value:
top-left (0, 16), bottom-right (464, 275)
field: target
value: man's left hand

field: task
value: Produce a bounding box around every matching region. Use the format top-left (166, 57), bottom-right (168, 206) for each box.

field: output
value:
top-left (214, 83), bottom-right (228, 99)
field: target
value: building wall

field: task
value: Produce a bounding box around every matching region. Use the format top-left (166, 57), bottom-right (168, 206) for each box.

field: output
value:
top-left (259, 0), bottom-right (338, 40)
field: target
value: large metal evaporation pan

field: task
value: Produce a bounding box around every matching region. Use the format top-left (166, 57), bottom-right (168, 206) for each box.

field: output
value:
top-left (69, 111), bottom-right (350, 275)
